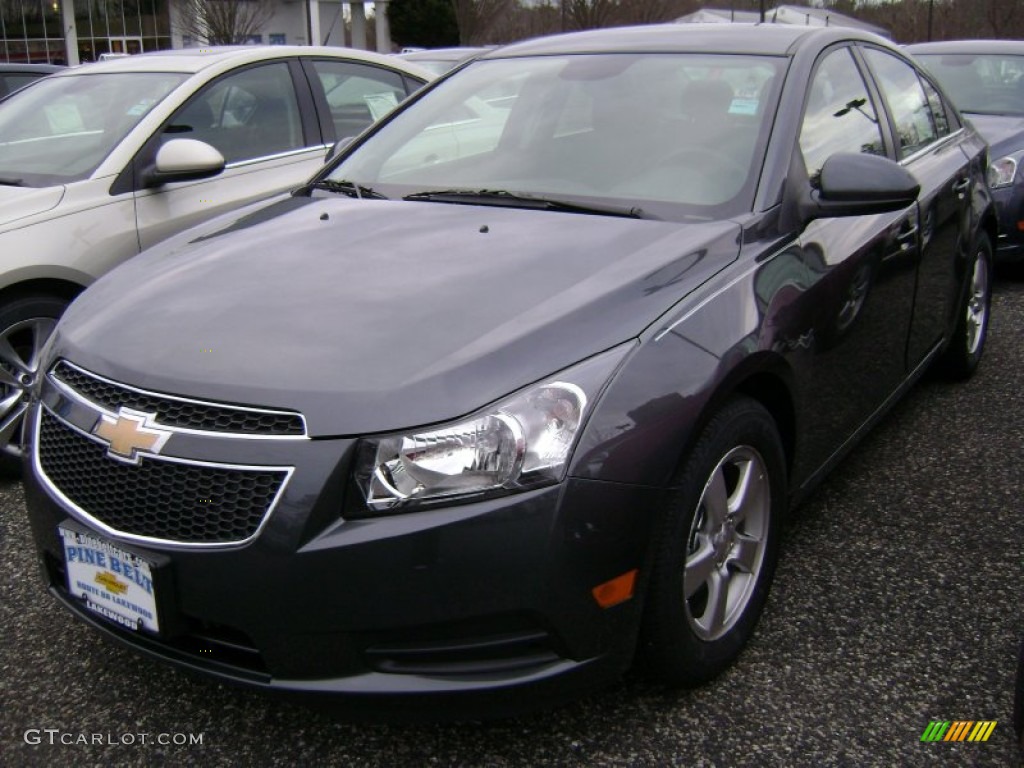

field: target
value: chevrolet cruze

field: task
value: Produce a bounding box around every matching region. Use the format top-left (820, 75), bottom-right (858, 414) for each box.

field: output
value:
top-left (25, 24), bottom-right (995, 717)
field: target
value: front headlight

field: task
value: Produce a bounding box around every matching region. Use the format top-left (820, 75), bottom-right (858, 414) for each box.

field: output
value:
top-left (352, 344), bottom-right (633, 514)
top-left (988, 153), bottom-right (1022, 189)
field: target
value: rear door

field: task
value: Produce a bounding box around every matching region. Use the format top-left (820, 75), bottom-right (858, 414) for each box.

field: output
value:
top-left (858, 46), bottom-right (973, 369)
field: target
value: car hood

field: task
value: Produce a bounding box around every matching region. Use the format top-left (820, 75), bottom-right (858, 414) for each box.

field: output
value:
top-left (0, 184), bottom-right (65, 228)
top-left (51, 196), bottom-right (740, 435)
top-left (965, 113), bottom-right (1024, 157)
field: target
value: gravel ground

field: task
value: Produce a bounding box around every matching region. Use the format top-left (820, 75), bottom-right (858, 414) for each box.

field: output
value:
top-left (2, 276), bottom-right (1022, 768)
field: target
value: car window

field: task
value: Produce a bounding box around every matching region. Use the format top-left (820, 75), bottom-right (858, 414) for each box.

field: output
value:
top-left (336, 53), bottom-right (782, 219)
top-left (913, 53), bottom-right (1024, 116)
top-left (920, 76), bottom-right (952, 138)
top-left (863, 49), bottom-right (939, 160)
top-left (800, 47), bottom-right (886, 180)
top-left (162, 63), bottom-right (304, 165)
top-left (0, 72), bottom-right (186, 186)
top-left (0, 73), bottom-right (41, 97)
top-left (308, 60), bottom-right (408, 140)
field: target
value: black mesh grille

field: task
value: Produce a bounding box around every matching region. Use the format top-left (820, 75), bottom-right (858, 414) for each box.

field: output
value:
top-left (38, 410), bottom-right (288, 544)
top-left (52, 361), bottom-right (305, 436)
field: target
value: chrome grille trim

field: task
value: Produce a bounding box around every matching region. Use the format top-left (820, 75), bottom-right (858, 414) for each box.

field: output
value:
top-left (50, 360), bottom-right (308, 440)
top-left (33, 406), bottom-right (295, 550)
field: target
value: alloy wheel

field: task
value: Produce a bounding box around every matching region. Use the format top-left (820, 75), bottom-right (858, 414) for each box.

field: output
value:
top-left (0, 316), bottom-right (57, 459)
top-left (683, 445), bottom-right (770, 641)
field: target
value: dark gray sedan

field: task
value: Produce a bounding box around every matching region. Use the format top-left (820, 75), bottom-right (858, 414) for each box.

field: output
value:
top-left (909, 40), bottom-right (1024, 262)
top-left (24, 23), bottom-right (995, 718)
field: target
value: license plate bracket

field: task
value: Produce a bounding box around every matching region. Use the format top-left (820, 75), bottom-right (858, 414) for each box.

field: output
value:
top-left (58, 522), bottom-right (167, 635)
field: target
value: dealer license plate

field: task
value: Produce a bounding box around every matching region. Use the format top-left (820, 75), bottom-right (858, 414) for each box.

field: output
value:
top-left (59, 526), bottom-right (159, 633)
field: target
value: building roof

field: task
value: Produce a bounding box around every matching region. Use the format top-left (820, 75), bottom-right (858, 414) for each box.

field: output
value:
top-left (677, 4), bottom-right (889, 39)
top-left (488, 22), bottom-right (884, 59)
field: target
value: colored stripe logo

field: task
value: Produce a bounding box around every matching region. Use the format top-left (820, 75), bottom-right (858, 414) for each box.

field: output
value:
top-left (921, 721), bottom-right (997, 742)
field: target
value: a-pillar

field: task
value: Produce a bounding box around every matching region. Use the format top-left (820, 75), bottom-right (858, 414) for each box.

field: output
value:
top-left (350, 1), bottom-right (367, 50)
top-left (375, 0), bottom-right (392, 53)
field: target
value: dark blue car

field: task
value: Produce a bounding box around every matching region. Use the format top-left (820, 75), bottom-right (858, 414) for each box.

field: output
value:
top-left (910, 41), bottom-right (1024, 262)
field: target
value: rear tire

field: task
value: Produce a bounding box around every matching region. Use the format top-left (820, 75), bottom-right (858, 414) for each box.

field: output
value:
top-left (938, 235), bottom-right (992, 380)
top-left (0, 295), bottom-right (68, 476)
top-left (640, 397), bottom-right (786, 687)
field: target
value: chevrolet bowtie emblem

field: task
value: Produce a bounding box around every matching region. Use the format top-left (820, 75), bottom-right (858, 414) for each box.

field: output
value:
top-left (92, 408), bottom-right (172, 464)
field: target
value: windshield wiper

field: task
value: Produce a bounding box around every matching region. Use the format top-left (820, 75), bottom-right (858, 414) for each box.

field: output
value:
top-left (311, 179), bottom-right (387, 200)
top-left (403, 189), bottom-right (646, 219)
top-left (0, 176), bottom-right (25, 187)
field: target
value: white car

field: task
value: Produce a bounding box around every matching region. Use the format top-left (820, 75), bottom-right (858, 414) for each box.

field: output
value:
top-left (0, 46), bottom-right (432, 467)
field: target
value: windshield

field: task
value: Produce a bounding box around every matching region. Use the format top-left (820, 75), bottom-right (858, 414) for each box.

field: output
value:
top-left (0, 71), bottom-right (187, 186)
top-left (326, 53), bottom-right (783, 221)
top-left (916, 53), bottom-right (1024, 116)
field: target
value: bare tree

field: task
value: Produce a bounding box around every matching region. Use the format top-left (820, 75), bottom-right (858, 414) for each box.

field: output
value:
top-left (565, 0), bottom-right (617, 30)
top-left (450, 0), bottom-right (513, 44)
top-left (176, 0), bottom-right (275, 45)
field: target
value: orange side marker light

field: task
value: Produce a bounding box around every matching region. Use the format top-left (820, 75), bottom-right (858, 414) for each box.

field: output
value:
top-left (592, 569), bottom-right (638, 608)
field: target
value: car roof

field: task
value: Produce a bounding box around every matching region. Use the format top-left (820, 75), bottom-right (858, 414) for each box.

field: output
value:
top-left (907, 39), bottom-right (1024, 55)
top-left (400, 47), bottom-right (490, 62)
top-left (484, 22), bottom-right (889, 59)
top-left (0, 63), bottom-right (64, 73)
top-left (45, 45), bottom-right (433, 80)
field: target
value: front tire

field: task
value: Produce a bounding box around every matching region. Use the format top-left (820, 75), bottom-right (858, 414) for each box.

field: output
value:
top-left (640, 397), bottom-right (786, 687)
top-left (938, 235), bottom-right (992, 380)
top-left (0, 295), bottom-right (68, 474)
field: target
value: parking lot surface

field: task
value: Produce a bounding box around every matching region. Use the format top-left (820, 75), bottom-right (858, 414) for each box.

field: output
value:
top-left (2, 277), bottom-right (1022, 768)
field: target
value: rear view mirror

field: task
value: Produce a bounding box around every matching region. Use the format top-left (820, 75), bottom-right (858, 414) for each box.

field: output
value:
top-left (801, 152), bottom-right (920, 222)
top-left (144, 139), bottom-right (225, 188)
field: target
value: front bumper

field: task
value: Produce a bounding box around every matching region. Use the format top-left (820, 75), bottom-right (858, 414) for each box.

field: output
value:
top-left (25, 392), bottom-right (662, 717)
top-left (993, 183), bottom-right (1024, 262)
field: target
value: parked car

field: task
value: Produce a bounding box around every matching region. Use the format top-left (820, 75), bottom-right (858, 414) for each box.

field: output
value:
top-left (908, 41), bottom-right (1024, 263)
top-left (398, 46), bottom-right (491, 75)
top-left (25, 23), bottom-right (995, 718)
top-left (0, 62), bottom-right (62, 98)
top-left (0, 46), bottom-right (431, 469)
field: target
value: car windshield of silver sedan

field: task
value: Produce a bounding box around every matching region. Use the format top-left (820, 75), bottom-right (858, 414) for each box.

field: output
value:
top-left (0, 72), bottom-right (186, 186)
top-left (324, 53), bottom-right (783, 221)
top-left (915, 53), bottom-right (1024, 116)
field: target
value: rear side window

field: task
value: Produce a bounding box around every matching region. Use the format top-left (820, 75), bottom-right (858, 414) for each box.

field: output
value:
top-left (308, 60), bottom-right (408, 141)
top-left (863, 49), bottom-right (939, 159)
top-left (920, 76), bottom-right (953, 137)
top-left (800, 47), bottom-right (886, 179)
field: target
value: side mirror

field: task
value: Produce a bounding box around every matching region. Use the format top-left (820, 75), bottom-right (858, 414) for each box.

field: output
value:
top-left (143, 139), bottom-right (225, 188)
top-left (324, 136), bottom-right (355, 164)
top-left (800, 152), bottom-right (920, 222)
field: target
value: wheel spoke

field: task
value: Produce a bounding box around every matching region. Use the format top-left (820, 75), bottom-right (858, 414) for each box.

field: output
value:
top-left (728, 533), bottom-right (760, 574)
top-left (703, 466), bottom-right (729, 527)
top-left (26, 318), bottom-right (57, 371)
top-left (0, 336), bottom-right (31, 377)
top-left (684, 538), bottom-right (716, 598)
top-left (728, 458), bottom-right (755, 519)
top-left (0, 366), bottom-right (19, 389)
top-left (0, 399), bottom-right (27, 448)
top-left (700, 569), bottom-right (730, 637)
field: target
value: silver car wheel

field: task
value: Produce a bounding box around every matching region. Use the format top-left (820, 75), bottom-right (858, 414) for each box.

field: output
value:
top-left (965, 250), bottom-right (989, 357)
top-left (0, 316), bottom-right (57, 459)
top-left (684, 445), bottom-right (770, 641)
